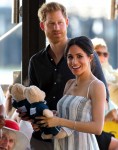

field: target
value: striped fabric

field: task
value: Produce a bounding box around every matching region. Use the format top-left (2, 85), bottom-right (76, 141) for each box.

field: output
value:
top-left (54, 95), bottom-right (99, 150)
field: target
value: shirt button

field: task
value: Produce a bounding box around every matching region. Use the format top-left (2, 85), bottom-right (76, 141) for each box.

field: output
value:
top-left (54, 82), bottom-right (56, 85)
top-left (54, 69), bottom-right (57, 71)
top-left (53, 96), bottom-right (55, 99)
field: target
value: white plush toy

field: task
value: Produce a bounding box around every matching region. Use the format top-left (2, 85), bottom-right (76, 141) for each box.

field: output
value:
top-left (8, 83), bottom-right (31, 117)
top-left (24, 85), bottom-right (67, 139)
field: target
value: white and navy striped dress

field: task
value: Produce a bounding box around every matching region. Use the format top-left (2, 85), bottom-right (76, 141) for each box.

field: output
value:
top-left (54, 81), bottom-right (99, 150)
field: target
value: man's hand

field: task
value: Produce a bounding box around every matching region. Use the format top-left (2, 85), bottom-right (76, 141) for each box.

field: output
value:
top-left (31, 121), bottom-right (40, 131)
top-left (16, 108), bottom-right (31, 121)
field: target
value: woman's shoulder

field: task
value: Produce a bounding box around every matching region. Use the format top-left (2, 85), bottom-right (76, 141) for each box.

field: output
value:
top-left (64, 79), bottom-right (75, 95)
top-left (92, 78), bottom-right (105, 87)
top-left (89, 78), bottom-right (106, 102)
top-left (66, 79), bottom-right (75, 85)
top-left (89, 78), bottom-right (106, 93)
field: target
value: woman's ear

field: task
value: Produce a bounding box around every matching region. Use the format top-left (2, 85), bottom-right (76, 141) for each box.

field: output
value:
top-left (89, 54), bottom-right (94, 62)
top-left (40, 22), bottom-right (44, 31)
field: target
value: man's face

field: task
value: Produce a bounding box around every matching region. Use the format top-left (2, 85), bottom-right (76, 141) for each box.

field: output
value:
top-left (41, 10), bottom-right (69, 44)
top-left (95, 46), bottom-right (108, 64)
top-left (0, 130), bottom-right (16, 150)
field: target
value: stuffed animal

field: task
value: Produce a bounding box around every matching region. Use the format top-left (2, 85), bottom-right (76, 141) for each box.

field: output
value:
top-left (8, 83), bottom-right (31, 117)
top-left (24, 85), bottom-right (67, 139)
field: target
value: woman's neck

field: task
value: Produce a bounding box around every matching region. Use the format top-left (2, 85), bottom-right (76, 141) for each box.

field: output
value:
top-left (75, 72), bottom-right (95, 86)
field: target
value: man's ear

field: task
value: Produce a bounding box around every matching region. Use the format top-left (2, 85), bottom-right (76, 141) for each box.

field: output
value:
top-left (66, 18), bottom-right (69, 27)
top-left (40, 22), bottom-right (44, 31)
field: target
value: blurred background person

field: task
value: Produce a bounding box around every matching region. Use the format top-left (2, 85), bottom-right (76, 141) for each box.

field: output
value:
top-left (92, 37), bottom-right (118, 106)
top-left (0, 119), bottom-right (30, 150)
top-left (92, 37), bottom-right (118, 87)
top-left (92, 37), bottom-right (118, 123)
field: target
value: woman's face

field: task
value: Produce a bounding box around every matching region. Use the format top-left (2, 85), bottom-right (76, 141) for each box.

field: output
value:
top-left (95, 46), bottom-right (108, 64)
top-left (67, 45), bottom-right (92, 76)
top-left (0, 130), bottom-right (16, 150)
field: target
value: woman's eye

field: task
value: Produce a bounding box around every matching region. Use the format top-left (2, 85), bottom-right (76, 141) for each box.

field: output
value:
top-left (9, 139), bottom-right (14, 143)
top-left (1, 136), bottom-right (6, 140)
top-left (77, 55), bottom-right (83, 58)
top-left (67, 55), bottom-right (73, 59)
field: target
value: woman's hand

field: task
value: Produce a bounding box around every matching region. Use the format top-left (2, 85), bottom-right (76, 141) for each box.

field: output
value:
top-left (35, 116), bottom-right (60, 128)
top-left (105, 109), bottom-right (118, 123)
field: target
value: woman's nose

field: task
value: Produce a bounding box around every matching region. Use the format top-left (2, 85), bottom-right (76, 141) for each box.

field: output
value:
top-left (72, 58), bottom-right (78, 64)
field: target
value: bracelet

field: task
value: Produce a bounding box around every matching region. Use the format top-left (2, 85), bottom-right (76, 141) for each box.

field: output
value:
top-left (73, 121), bottom-right (77, 130)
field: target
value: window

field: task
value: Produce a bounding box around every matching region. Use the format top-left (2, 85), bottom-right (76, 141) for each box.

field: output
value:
top-left (0, 0), bottom-right (22, 86)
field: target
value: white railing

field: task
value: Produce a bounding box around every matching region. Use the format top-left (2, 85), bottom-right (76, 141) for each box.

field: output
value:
top-left (0, 22), bottom-right (22, 41)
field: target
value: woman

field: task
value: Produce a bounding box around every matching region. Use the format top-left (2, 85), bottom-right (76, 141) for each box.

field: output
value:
top-left (39, 36), bottom-right (106, 150)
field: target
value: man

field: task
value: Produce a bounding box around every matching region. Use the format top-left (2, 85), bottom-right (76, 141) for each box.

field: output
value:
top-left (0, 119), bottom-right (30, 150)
top-left (27, 2), bottom-right (117, 150)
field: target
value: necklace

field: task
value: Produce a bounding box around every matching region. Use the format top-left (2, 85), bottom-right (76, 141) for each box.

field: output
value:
top-left (75, 83), bottom-right (78, 86)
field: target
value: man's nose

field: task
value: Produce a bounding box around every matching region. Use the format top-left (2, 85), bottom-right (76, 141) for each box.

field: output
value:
top-left (54, 23), bottom-right (60, 30)
top-left (99, 57), bottom-right (105, 63)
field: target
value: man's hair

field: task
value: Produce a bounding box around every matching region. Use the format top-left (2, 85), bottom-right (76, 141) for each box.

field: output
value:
top-left (91, 37), bottom-right (107, 50)
top-left (38, 2), bottom-right (67, 22)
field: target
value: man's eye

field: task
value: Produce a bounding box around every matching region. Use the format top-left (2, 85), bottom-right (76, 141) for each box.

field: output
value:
top-left (58, 21), bottom-right (63, 24)
top-left (49, 23), bottom-right (54, 25)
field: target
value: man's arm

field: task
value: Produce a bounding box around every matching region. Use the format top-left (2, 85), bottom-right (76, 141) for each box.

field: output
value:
top-left (28, 57), bottom-right (38, 86)
top-left (92, 51), bottom-right (109, 102)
